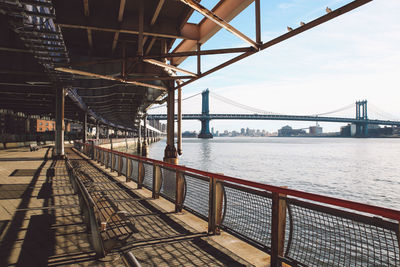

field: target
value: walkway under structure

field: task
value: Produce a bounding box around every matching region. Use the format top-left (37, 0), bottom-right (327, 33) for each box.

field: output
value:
top-left (0, 146), bottom-right (265, 266)
top-left (2, 1), bottom-right (399, 266)
top-left (0, 0), bottom-right (374, 161)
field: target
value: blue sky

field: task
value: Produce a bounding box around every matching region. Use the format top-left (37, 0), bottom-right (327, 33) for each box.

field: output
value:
top-left (150, 0), bottom-right (400, 133)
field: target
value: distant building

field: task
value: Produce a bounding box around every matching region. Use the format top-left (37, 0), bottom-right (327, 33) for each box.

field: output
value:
top-left (278, 125), bottom-right (306, 137)
top-left (309, 126), bottom-right (323, 135)
top-left (35, 119), bottom-right (55, 132)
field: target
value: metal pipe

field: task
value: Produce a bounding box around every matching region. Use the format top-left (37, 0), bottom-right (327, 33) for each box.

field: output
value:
top-left (55, 87), bottom-right (65, 156)
top-left (122, 251), bottom-right (142, 267)
top-left (255, 0), bottom-right (261, 44)
top-left (177, 85), bottom-right (182, 155)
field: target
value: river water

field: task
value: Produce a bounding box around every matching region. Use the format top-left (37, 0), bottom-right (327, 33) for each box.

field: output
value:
top-left (125, 137), bottom-right (400, 210)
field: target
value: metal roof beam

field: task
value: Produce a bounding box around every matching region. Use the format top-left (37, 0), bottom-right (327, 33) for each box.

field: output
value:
top-left (172, 0), bottom-right (253, 65)
top-left (143, 59), bottom-right (197, 77)
top-left (55, 67), bottom-right (167, 91)
top-left (174, 0), bottom-right (373, 90)
top-left (178, 0), bottom-right (257, 48)
top-left (55, 22), bottom-right (197, 40)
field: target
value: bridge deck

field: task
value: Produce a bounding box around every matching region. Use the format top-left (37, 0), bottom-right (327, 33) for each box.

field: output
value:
top-left (0, 146), bottom-right (267, 266)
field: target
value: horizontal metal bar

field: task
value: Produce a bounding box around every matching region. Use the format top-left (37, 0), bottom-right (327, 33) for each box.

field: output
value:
top-left (88, 143), bottom-right (400, 221)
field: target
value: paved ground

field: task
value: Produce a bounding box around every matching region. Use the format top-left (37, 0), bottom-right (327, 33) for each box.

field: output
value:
top-left (0, 145), bottom-right (268, 266)
top-left (0, 146), bottom-right (124, 266)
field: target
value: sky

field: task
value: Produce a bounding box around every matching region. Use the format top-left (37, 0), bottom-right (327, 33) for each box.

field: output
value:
top-left (149, 0), bottom-right (400, 133)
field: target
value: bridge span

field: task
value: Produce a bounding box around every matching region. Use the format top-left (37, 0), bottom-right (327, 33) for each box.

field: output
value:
top-left (148, 90), bottom-right (400, 138)
top-left (148, 113), bottom-right (400, 126)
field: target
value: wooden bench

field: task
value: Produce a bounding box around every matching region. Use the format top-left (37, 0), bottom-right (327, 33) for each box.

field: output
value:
top-left (72, 167), bottom-right (138, 245)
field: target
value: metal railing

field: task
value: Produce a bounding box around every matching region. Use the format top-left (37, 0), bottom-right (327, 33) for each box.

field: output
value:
top-left (75, 141), bottom-right (400, 267)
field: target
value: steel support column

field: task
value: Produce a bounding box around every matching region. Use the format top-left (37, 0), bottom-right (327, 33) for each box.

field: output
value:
top-left (164, 88), bottom-right (178, 164)
top-left (142, 115), bottom-right (148, 156)
top-left (96, 121), bottom-right (99, 139)
top-left (55, 87), bottom-right (65, 156)
top-left (83, 112), bottom-right (88, 143)
top-left (137, 121), bottom-right (142, 154)
top-left (177, 86), bottom-right (183, 155)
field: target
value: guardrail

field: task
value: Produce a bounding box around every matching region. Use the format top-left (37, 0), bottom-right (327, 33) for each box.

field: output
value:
top-left (74, 141), bottom-right (400, 267)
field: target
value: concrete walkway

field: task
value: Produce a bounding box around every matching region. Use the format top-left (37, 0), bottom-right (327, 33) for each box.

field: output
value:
top-left (0, 146), bottom-right (124, 266)
top-left (0, 146), bottom-right (268, 266)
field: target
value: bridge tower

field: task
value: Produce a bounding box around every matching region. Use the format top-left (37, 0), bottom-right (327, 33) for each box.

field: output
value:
top-left (198, 89), bottom-right (213, 139)
top-left (355, 100), bottom-right (368, 137)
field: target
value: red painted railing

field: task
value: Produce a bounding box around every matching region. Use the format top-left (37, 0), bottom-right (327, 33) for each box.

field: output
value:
top-left (82, 141), bottom-right (400, 221)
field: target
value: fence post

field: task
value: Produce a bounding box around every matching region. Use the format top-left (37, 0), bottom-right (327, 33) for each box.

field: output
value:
top-left (270, 190), bottom-right (287, 267)
top-left (117, 155), bottom-right (122, 176)
top-left (208, 177), bottom-right (224, 235)
top-left (175, 170), bottom-right (185, 212)
top-left (126, 158), bottom-right (131, 182)
top-left (397, 222), bottom-right (400, 259)
top-left (137, 161), bottom-right (144, 189)
top-left (111, 153), bottom-right (115, 172)
top-left (90, 141), bottom-right (95, 159)
top-left (152, 165), bottom-right (162, 199)
top-left (106, 152), bottom-right (109, 169)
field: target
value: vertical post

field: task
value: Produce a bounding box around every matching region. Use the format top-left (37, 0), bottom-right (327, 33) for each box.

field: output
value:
top-left (255, 0), bottom-right (261, 44)
top-left (271, 190), bottom-right (287, 267)
top-left (142, 115), bottom-right (148, 156)
top-left (126, 157), bottom-right (131, 182)
top-left (137, 161), bottom-right (144, 189)
top-left (96, 121), bottom-right (99, 140)
top-left (137, 121), bottom-right (142, 154)
top-left (122, 41), bottom-right (126, 79)
top-left (175, 170), bottom-right (185, 212)
top-left (55, 87), bottom-right (65, 156)
top-left (177, 85), bottom-right (182, 155)
top-left (118, 155), bottom-right (122, 176)
top-left (111, 152), bottom-right (115, 172)
top-left (397, 223), bottom-right (400, 259)
top-left (197, 42), bottom-right (201, 75)
top-left (208, 177), bottom-right (224, 235)
top-left (83, 111), bottom-right (88, 143)
top-left (164, 87), bottom-right (178, 164)
top-left (271, 192), bottom-right (279, 267)
top-left (152, 165), bottom-right (162, 199)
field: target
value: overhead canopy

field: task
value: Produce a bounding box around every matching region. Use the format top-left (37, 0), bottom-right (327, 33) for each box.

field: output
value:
top-left (0, 0), bottom-right (198, 129)
top-left (0, 0), bottom-right (372, 130)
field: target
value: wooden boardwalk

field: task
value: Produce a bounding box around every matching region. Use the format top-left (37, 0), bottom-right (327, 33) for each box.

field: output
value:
top-left (0, 146), bottom-right (267, 266)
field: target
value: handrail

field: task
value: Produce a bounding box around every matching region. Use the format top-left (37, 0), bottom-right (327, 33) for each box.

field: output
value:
top-left (76, 140), bottom-right (400, 221)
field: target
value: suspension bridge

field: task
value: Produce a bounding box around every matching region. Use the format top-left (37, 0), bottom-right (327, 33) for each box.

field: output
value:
top-left (148, 90), bottom-right (400, 138)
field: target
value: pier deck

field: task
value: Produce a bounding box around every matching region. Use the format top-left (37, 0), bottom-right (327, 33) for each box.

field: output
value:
top-left (0, 146), bottom-right (267, 266)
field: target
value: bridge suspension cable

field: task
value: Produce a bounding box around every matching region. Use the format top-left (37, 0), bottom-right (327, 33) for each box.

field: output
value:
top-left (210, 92), bottom-right (281, 115)
top-left (148, 92), bottom-right (202, 110)
top-left (368, 103), bottom-right (400, 121)
top-left (311, 103), bottom-right (355, 117)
